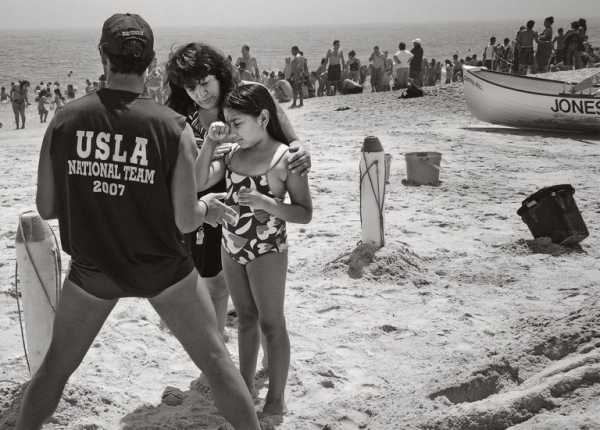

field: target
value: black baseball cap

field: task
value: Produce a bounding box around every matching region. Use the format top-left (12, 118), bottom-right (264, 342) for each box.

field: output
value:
top-left (100, 13), bottom-right (154, 59)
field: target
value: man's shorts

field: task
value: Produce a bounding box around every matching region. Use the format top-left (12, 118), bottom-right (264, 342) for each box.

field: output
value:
top-left (518, 48), bottom-right (534, 66)
top-left (327, 64), bottom-right (342, 82)
top-left (67, 259), bottom-right (194, 300)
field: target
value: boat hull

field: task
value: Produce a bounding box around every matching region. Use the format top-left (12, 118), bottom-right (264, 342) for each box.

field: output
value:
top-left (463, 66), bottom-right (600, 132)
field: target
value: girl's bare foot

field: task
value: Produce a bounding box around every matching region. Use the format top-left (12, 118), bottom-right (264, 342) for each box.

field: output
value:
top-left (261, 399), bottom-right (287, 416)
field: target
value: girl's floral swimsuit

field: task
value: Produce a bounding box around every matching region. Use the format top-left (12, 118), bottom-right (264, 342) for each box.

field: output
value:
top-left (222, 145), bottom-right (289, 265)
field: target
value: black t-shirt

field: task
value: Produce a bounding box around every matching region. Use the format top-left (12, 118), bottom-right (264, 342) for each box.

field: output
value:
top-left (48, 89), bottom-right (193, 296)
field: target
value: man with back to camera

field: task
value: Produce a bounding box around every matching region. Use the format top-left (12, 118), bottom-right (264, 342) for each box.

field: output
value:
top-left (16, 13), bottom-right (261, 430)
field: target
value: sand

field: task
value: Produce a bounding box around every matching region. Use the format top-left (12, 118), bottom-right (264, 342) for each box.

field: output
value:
top-left (1, 68), bottom-right (599, 429)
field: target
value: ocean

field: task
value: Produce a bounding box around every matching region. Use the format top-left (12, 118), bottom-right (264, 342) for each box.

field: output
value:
top-left (0, 18), bottom-right (597, 90)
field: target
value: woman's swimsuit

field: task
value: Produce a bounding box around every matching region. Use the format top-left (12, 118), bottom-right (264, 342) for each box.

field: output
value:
top-left (222, 145), bottom-right (288, 265)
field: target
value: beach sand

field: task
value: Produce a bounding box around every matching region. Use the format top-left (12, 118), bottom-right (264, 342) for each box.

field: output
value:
top-left (1, 69), bottom-right (599, 429)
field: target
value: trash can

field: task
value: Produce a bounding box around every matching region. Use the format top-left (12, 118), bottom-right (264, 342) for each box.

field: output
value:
top-left (517, 184), bottom-right (589, 245)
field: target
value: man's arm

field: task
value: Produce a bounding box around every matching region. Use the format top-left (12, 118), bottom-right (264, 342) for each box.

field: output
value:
top-left (36, 122), bottom-right (58, 219)
top-left (252, 58), bottom-right (260, 80)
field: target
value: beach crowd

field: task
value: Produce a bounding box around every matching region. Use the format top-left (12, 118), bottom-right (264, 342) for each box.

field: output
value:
top-left (1, 15), bottom-right (597, 124)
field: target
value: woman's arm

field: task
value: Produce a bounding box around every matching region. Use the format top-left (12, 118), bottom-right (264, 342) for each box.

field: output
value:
top-left (272, 97), bottom-right (312, 176)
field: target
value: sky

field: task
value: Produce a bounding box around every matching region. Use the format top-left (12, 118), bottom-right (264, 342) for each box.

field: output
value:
top-left (1, 0), bottom-right (597, 29)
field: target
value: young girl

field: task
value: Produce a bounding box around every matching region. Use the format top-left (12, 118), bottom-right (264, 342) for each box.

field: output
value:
top-left (37, 89), bottom-right (50, 123)
top-left (196, 83), bottom-right (312, 415)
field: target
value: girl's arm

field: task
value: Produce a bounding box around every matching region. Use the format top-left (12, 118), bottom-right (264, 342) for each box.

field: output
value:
top-left (195, 122), bottom-right (228, 191)
top-left (172, 124), bottom-right (236, 232)
top-left (238, 168), bottom-right (312, 224)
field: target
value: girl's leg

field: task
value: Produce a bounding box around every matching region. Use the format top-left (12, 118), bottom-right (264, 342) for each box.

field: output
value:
top-left (245, 251), bottom-right (289, 415)
top-left (220, 248), bottom-right (260, 394)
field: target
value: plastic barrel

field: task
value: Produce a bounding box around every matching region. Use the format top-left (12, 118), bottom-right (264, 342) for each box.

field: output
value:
top-left (404, 152), bottom-right (441, 186)
top-left (517, 184), bottom-right (589, 245)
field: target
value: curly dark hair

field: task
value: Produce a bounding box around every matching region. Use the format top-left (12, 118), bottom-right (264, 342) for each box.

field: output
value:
top-left (165, 42), bottom-right (237, 117)
top-left (223, 83), bottom-right (290, 146)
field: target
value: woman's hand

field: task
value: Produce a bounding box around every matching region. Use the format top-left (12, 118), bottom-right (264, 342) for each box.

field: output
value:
top-left (287, 141), bottom-right (311, 176)
top-left (238, 187), bottom-right (272, 211)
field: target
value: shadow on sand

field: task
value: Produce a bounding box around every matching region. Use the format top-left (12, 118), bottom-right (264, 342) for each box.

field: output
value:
top-left (120, 372), bottom-right (273, 430)
top-left (462, 126), bottom-right (600, 143)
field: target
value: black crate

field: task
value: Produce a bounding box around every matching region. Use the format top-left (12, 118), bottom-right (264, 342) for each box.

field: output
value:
top-left (517, 184), bottom-right (589, 245)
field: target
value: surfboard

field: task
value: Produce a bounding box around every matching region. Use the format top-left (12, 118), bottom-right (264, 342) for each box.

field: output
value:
top-left (359, 136), bottom-right (386, 248)
top-left (15, 211), bottom-right (62, 375)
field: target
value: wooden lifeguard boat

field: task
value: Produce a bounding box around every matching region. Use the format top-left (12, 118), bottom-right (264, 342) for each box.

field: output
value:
top-left (463, 65), bottom-right (600, 132)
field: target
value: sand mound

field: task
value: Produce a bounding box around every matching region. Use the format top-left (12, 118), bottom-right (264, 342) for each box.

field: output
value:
top-left (0, 382), bottom-right (117, 430)
top-left (422, 301), bottom-right (600, 430)
top-left (323, 241), bottom-right (424, 282)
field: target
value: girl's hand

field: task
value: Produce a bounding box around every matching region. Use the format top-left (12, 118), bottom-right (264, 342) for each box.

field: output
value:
top-left (212, 142), bottom-right (233, 160)
top-left (206, 121), bottom-right (231, 145)
top-left (253, 209), bottom-right (270, 223)
top-left (287, 141), bottom-right (311, 176)
top-left (238, 187), bottom-right (271, 211)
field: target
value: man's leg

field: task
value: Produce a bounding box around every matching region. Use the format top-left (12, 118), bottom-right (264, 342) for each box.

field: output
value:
top-left (149, 270), bottom-right (260, 430)
top-left (20, 106), bottom-right (26, 129)
top-left (16, 280), bottom-right (117, 430)
top-left (290, 81), bottom-right (297, 108)
top-left (13, 104), bottom-right (20, 129)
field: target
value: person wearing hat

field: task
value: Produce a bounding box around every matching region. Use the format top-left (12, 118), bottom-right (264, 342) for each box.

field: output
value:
top-left (409, 38), bottom-right (424, 87)
top-left (16, 13), bottom-right (261, 430)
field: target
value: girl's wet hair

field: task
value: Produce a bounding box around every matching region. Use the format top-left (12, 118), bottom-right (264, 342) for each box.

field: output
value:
top-left (224, 83), bottom-right (290, 145)
top-left (165, 42), bottom-right (236, 116)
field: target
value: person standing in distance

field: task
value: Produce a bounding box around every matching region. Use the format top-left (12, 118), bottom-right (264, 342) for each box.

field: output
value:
top-left (325, 40), bottom-right (345, 95)
top-left (16, 13), bottom-right (261, 430)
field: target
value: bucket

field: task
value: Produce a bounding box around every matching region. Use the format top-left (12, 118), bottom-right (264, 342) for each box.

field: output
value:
top-left (404, 152), bottom-right (441, 186)
top-left (517, 184), bottom-right (589, 245)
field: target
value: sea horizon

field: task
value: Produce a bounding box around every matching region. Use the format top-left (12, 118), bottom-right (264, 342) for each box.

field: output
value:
top-left (1, 17), bottom-right (597, 88)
